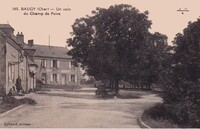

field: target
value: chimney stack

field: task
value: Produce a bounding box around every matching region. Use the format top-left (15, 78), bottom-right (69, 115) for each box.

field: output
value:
top-left (28, 39), bottom-right (34, 47)
top-left (16, 32), bottom-right (24, 45)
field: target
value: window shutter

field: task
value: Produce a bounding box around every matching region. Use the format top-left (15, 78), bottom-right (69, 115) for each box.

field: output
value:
top-left (75, 75), bottom-right (77, 82)
top-left (44, 60), bottom-right (47, 67)
top-left (57, 74), bottom-right (59, 83)
top-left (50, 74), bottom-right (53, 82)
top-left (57, 61), bottom-right (60, 68)
top-left (69, 61), bottom-right (71, 69)
top-left (66, 74), bottom-right (68, 83)
top-left (69, 74), bottom-right (71, 82)
top-left (41, 60), bottom-right (44, 67)
top-left (51, 60), bottom-right (53, 67)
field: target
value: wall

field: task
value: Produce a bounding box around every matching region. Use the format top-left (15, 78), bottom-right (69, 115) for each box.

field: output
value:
top-left (5, 42), bottom-right (28, 93)
top-left (34, 57), bottom-right (81, 86)
top-left (0, 33), bottom-right (6, 95)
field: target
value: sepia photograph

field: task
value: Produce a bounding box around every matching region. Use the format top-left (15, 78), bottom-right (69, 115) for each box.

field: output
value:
top-left (0, 0), bottom-right (200, 128)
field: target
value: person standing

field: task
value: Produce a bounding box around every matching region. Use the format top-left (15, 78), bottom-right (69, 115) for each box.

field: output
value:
top-left (16, 76), bottom-right (22, 92)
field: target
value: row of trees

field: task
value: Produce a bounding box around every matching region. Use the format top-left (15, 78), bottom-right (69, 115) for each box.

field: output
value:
top-left (67, 4), bottom-right (170, 94)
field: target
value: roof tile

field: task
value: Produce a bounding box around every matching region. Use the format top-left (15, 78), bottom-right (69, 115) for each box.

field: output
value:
top-left (33, 44), bottom-right (71, 59)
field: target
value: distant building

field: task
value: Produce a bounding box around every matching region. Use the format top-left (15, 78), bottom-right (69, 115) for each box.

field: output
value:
top-left (29, 43), bottom-right (81, 86)
top-left (0, 24), bottom-right (37, 95)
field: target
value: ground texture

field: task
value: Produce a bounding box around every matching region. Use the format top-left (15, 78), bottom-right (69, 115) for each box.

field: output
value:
top-left (0, 87), bottom-right (162, 128)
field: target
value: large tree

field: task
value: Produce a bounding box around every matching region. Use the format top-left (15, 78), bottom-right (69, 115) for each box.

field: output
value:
top-left (67, 4), bottom-right (168, 93)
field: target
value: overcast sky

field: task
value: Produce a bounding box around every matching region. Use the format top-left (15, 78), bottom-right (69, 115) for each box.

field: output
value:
top-left (0, 0), bottom-right (200, 47)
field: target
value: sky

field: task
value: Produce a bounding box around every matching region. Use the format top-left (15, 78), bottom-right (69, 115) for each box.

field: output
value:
top-left (0, 0), bottom-right (200, 47)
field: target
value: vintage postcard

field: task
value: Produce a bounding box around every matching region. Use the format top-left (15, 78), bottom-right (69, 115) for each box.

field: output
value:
top-left (0, 0), bottom-right (200, 128)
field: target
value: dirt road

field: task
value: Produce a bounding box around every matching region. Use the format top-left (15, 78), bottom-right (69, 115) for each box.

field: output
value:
top-left (0, 87), bottom-right (162, 128)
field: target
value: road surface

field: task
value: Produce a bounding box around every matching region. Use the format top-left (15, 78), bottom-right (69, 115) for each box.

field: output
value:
top-left (0, 87), bottom-right (162, 128)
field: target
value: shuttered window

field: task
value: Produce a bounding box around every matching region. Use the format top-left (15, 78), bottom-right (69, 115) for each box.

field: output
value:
top-left (71, 61), bottom-right (76, 69)
top-left (41, 59), bottom-right (47, 67)
top-left (53, 74), bottom-right (57, 82)
top-left (51, 60), bottom-right (59, 68)
top-left (71, 75), bottom-right (75, 82)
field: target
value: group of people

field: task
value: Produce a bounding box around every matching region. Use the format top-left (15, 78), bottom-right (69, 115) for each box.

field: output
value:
top-left (8, 76), bottom-right (23, 96)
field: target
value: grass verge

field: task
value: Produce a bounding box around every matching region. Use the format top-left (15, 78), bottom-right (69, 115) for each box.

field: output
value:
top-left (117, 90), bottom-right (154, 99)
top-left (141, 103), bottom-right (178, 128)
top-left (96, 89), bottom-right (155, 99)
top-left (0, 95), bottom-right (36, 114)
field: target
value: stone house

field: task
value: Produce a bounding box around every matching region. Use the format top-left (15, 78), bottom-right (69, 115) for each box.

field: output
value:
top-left (0, 24), bottom-right (37, 95)
top-left (28, 43), bottom-right (81, 86)
top-left (0, 24), bottom-right (81, 95)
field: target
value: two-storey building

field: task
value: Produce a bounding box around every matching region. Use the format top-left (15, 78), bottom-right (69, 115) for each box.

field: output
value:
top-left (27, 41), bottom-right (81, 86)
top-left (0, 23), bottom-right (81, 95)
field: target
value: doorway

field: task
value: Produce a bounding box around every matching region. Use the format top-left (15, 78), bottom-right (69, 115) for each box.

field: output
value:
top-left (61, 74), bottom-right (67, 85)
top-left (41, 73), bottom-right (47, 85)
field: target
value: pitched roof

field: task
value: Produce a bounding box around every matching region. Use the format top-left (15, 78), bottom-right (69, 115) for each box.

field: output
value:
top-left (0, 24), bottom-right (14, 30)
top-left (6, 37), bottom-right (21, 51)
top-left (32, 44), bottom-right (71, 59)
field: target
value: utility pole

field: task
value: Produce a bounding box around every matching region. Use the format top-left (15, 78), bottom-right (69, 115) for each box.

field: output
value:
top-left (48, 35), bottom-right (50, 46)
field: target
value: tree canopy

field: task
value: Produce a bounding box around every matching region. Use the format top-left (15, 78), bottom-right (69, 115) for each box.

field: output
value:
top-left (67, 4), bottom-right (169, 92)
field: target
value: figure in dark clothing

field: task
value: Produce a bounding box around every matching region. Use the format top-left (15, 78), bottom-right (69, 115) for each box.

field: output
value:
top-left (16, 76), bottom-right (22, 92)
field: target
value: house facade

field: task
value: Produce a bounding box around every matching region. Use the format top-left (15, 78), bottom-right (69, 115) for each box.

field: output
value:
top-left (0, 24), bottom-right (37, 95)
top-left (0, 24), bottom-right (81, 95)
top-left (30, 44), bottom-right (81, 86)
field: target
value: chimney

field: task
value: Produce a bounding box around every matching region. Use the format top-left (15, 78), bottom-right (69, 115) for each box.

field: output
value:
top-left (16, 32), bottom-right (24, 45)
top-left (28, 39), bottom-right (34, 47)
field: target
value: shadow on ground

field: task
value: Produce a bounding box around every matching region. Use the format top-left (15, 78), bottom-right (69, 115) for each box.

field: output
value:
top-left (36, 91), bottom-right (97, 100)
top-left (36, 87), bottom-right (157, 101)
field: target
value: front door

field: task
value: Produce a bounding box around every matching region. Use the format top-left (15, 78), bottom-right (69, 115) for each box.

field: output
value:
top-left (41, 73), bottom-right (47, 85)
top-left (61, 74), bottom-right (66, 85)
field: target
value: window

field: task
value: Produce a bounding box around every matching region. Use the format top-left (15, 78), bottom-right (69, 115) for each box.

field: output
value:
top-left (51, 60), bottom-right (59, 68)
top-left (53, 60), bottom-right (57, 68)
top-left (71, 75), bottom-right (75, 82)
top-left (41, 59), bottom-right (47, 67)
top-left (21, 68), bottom-right (25, 81)
top-left (8, 63), bottom-right (15, 82)
top-left (42, 73), bottom-right (46, 77)
top-left (53, 74), bottom-right (57, 82)
top-left (71, 61), bottom-right (77, 69)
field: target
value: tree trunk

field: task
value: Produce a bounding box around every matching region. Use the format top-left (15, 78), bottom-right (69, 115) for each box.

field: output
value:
top-left (147, 83), bottom-right (151, 90)
top-left (114, 79), bottom-right (119, 95)
top-left (109, 80), bottom-right (113, 88)
top-left (139, 80), bottom-right (143, 90)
